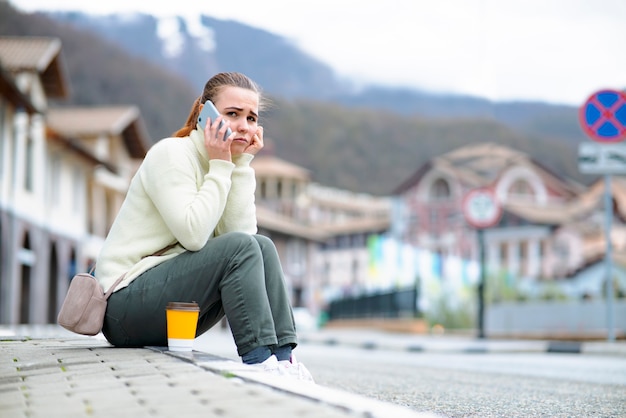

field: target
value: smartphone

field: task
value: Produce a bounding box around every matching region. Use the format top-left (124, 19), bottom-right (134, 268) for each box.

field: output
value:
top-left (198, 100), bottom-right (232, 141)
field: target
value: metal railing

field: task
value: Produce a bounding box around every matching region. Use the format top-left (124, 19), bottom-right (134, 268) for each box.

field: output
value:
top-left (328, 286), bottom-right (420, 320)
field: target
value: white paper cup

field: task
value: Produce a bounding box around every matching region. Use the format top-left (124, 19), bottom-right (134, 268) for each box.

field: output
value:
top-left (165, 302), bottom-right (200, 352)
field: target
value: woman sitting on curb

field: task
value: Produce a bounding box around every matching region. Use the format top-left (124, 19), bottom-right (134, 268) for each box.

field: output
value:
top-left (96, 72), bottom-right (313, 382)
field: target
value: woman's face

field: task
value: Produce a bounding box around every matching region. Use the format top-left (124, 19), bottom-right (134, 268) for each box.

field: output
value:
top-left (213, 86), bottom-right (260, 155)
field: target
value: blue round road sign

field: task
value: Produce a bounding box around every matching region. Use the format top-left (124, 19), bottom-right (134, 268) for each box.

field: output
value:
top-left (579, 89), bottom-right (626, 143)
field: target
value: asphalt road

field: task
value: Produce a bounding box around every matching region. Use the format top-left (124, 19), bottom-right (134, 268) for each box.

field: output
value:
top-left (297, 343), bottom-right (626, 418)
top-left (196, 329), bottom-right (626, 418)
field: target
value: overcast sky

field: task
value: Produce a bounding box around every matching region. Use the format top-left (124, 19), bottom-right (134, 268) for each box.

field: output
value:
top-left (10, 0), bottom-right (626, 106)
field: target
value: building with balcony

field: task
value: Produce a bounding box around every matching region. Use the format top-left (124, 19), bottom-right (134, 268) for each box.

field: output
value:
top-left (393, 142), bottom-right (626, 289)
top-left (252, 155), bottom-right (391, 314)
top-left (0, 36), bottom-right (150, 324)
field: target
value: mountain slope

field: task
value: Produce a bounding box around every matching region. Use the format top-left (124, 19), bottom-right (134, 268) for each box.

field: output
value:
top-left (47, 10), bottom-right (586, 147)
top-left (0, 3), bottom-right (196, 140)
top-left (47, 11), bottom-right (349, 99)
top-left (0, 3), bottom-right (595, 195)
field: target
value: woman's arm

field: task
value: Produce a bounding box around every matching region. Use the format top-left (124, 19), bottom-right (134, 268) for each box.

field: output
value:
top-left (214, 153), bottom-right (258, 236)
top-left (141, 139), bottom-right (235, 251)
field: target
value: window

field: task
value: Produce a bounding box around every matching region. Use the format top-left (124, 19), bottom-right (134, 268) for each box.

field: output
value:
top-left (353, 233), bottom-right (365, 247)
top-left (105, 189), bottom-right (116, 234)
top-left (554, 239), bottom-right (570, 259)
top-left (72, 166), bottom-right (82, 213)
top-left (259, 180), bottom-right (267, 199)
top-left (322, 261), bottom-right (330, 286)
top-left (48, 244), bottom-right (59, 323)
top-left (509, 179), bottom-right (534, 201)
top-left (520, 240), bottom-right (529, 276)
top-left (351, 259), bottom-right (359, 285)
top-left (19, 232), bottom-right (33, 324)
top-left (49, 154), bottom-right (61, 207)
top-left (276, 179), bottom-right (283, 198)
top-left (0, 99), bottom-right (5, 180)
top-left (24, 129), bottom-right (34, 192)
top-left (500, 242), bottom-right (509, 268)
top-left (553, 239), bottom-right (570, 277)
top-left (430, 178), bottom-right (451, 200)
top-left (429, 208), bottom-right (438, 226)
top-left (291, 182), bottom-right (298, 198)
top-left (286, 239), bottom-right (306, 276)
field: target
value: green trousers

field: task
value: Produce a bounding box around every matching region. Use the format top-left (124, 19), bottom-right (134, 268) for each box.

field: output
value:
top-left (102, 232), bottom-right (297, 356)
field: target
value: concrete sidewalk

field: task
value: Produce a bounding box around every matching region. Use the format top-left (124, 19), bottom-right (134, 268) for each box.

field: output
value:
top-left (0, 326), bottom-right (439, 418)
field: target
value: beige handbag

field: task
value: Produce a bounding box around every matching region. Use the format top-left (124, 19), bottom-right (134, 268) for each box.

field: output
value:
top-left (57, 272), bottom-right (124, 336)
top-left (57, 244), bottom-right (177, 336)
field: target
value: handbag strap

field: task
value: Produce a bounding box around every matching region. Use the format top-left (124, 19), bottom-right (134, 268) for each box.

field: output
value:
top-left (152, 243), bottom-right (178, 256)
top-left (104, 273), bottom-right (126, 299)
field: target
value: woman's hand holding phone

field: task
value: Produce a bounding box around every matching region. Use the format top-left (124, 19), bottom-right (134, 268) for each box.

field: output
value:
top-left (203, 114), bottom-right (234, 161)
top-left (199, 101), bottom-right (235, 161)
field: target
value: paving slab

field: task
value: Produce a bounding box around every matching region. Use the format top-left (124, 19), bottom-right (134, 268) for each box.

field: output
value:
top-left (0, 334), bottom-right (439, 418)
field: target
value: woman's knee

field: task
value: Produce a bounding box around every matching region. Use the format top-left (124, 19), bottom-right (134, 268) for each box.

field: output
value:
top-left (203, 232), bottom-right (258, 254)
top-left (218, 231), bottom-right (255, 245)
top-left (252, 234), bottom-right (278, 253)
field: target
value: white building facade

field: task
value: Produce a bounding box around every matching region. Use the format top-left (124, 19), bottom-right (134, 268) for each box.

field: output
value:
top-left (0, 37), bottom-right (150, 324)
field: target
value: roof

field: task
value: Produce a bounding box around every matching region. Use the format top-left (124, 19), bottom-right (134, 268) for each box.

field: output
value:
top-left (394, 142), bottom-right (582, 198)
top-left (257, 206), bottom-right (388, 240)
top-left (256, 206), bottom-right (328, 241)
top-left (308, 183), bottom-right (391, 214)
top-left (501, 175), bottom-right (626, 225)
top-left (318, 216), bottom-right (391, 236)
top-left (46, 127), bottom-right (114, 171)
top-left (584, 176), bottom-right (626, 220)
top-left (251, 155), bottom-right (310, 181)
top-left (46, 106), bottom-right (151, 158)
top-left (502, 201), bottom-right (593, 224)
top-left (0, 36), bottom-right (69, 99)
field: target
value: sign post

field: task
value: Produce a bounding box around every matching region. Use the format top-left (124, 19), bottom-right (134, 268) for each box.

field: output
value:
top-left (462, 188), bottom-right (502, 339)
top-left (578, 89), bottom-right (626, 343)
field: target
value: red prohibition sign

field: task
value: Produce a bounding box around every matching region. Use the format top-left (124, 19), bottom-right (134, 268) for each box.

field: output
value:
top-left (462, 188), bottom-right (502, 229)
top-left (579, 89), bottom-right (626, 143)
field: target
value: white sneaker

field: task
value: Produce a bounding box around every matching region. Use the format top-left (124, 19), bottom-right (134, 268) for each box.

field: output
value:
top-left (250, 354), bottom-right (286, 376)
top-left (279, 354), bottom-right (315, 383)
top-left (254, 354), bottom-right (284, 376)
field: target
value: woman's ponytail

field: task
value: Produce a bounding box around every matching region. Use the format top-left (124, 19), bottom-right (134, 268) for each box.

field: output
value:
top-left (172, 97), bottom-right (202, 137)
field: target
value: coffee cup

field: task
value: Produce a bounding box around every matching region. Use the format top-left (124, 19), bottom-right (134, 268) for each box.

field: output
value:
top-left (165, 302), bottom-right (200, 351)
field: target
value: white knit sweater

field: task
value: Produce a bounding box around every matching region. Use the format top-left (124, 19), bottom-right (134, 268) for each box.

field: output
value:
top-left (95, 127), bottom-right (257, 293)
